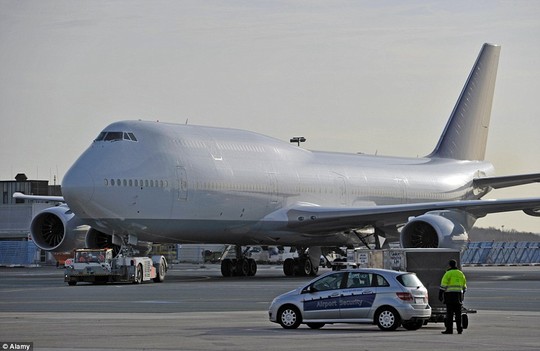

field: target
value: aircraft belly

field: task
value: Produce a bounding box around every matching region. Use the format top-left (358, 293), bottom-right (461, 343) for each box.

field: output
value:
top-left (83, 217), bottom-right (356, 247)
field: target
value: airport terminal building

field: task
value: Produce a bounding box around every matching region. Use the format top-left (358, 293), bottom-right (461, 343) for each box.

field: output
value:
top-left (0, 174), bottom-right (61, 265)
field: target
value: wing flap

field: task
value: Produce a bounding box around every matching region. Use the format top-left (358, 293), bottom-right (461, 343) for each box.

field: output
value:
top-left (282, 197), bottom-right (540, 235)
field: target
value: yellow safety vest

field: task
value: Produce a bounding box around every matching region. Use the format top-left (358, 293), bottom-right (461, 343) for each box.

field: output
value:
top-left (440, 269), bottom-right (467, 293)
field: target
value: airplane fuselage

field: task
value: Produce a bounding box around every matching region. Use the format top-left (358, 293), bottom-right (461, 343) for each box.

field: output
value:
top-left (61, 120), bottom-right (494, 247)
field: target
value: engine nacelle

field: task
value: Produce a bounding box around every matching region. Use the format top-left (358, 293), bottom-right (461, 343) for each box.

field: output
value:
top-left (30, 205), bottom-right (87, 252)
top-left (85, 228), bottom-right (152, 256)
top-left (85, 228), bottom-right (115, 250)
top-left (400, 210), bottom-right (474, 251)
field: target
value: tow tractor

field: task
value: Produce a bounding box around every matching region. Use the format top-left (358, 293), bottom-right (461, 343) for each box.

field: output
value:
top-left (64, 248), bottom-right (167, 285)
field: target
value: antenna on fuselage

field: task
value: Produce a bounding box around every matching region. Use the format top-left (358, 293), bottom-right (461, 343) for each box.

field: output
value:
top-left (290, 136), bottom-right (306, 147)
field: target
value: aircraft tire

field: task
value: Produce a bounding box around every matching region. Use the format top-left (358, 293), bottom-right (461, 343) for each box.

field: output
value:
top-left (247, 258), bottom-right (257, 276)
top-left (221, 259), bottom-right (233, 277)
top-left (283, 258), bottom-right (295, 276)
top-left (301, 258), bottom-right (312, 276)
top-left (236, 259), bottom-right (249, 276)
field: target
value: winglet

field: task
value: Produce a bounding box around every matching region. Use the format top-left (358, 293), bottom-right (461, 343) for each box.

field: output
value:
top-left (429, 43), bottom-right (501, 160)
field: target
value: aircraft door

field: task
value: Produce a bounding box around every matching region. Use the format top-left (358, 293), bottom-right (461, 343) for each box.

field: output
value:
top-left (339, 272), bottom-right (376, 319)
top-left (302, 272), bottom-right (344, 320)
top-left (333, 175), bottom-right (348, 206)
top-left (176, 166), bottom-right (188, 200)
top-left (266, 173), bottom-right (280, 209)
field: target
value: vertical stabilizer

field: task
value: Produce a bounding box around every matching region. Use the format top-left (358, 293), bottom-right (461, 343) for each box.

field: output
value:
top-left (429, 43), bottom-right (501, 160)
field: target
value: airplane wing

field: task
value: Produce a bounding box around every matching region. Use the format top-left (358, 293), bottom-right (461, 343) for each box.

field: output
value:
top-left (12, 192), bottom-right (65, 202)
top-left (279, 197), bottom-right (540, 234)
top-left (473, 173), bottom-right (540, 189)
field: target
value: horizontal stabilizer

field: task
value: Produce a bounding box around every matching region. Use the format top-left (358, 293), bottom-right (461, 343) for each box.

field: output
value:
top-left (473, 173), bottom-right (540, 189)
top-left (13, 192), bottom-right (64, 202)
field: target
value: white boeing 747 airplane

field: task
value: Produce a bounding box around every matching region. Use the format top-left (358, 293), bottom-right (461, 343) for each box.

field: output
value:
top-left (15, 43), bottom-right (540, 277)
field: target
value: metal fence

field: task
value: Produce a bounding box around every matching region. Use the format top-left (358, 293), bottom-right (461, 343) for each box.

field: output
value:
top-left (461, 242), bottom-right (540, 265)
top-left (1, 241), bottom-right (539, 266)
top-left (0, 241), bottom-right (38, 266)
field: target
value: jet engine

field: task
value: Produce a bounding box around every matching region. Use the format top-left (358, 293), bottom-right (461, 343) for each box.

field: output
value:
top-left (400, 210), bottom-right (474, 251)
top-left (85, 228), bottom-right (152, 256)
top-left (30, 205), bottom-right (87, 252)
top-left (85, 228), bottom-right (117, 251)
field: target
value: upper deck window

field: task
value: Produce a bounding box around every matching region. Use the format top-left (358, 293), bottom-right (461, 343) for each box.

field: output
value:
top-left (94, 131), bottom-right (138, 142)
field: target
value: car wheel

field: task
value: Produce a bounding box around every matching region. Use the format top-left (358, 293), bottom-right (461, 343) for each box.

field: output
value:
top-left (402, 320), bottom-right (423, 330)
top-left (278, 306), bottom-right (302, 329)
top-left (153, 257), bottom-right (166, 283)
top-left (134, 264), bottom-right (143, 284)
top-left (306, 323), bottom-right (325, 329)
top-left (68, 281), bottom-right (76, 286)
top-left (376, 307), bottom-right (401, 331)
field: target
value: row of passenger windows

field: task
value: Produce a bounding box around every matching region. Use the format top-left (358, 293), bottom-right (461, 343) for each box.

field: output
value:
top-left (171, 139), bottom-right (265, 153)
top-left (101, 178), bottom-right (460, 202)
top-left (104, 178), bottom-right (168, 188)
top-left (95, 131), bottom-right (138, 142)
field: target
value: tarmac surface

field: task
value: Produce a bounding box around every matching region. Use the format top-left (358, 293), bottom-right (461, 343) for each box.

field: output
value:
top-left (1, 264), bottom-right (539, 350)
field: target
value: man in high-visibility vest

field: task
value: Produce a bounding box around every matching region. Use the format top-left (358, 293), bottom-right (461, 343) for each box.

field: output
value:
top-left (439, 259), bottom-right (467, 334)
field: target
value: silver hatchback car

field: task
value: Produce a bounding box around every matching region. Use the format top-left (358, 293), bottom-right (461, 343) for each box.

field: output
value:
top-left (269, 268), bottom-right (431, 331)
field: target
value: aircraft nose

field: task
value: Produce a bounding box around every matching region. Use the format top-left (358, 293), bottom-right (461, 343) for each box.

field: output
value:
top-left (61, 165), bottom-right (95, 206)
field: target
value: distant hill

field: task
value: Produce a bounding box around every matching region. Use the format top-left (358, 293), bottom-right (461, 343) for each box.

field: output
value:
top-left (470, 227), bottom-right (540, 242)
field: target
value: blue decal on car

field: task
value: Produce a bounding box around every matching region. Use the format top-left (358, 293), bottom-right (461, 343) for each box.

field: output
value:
top-left (339, 293), bottom-right (376, 309)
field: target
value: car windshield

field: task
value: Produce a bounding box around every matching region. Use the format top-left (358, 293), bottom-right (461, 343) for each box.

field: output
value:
top-left (75, 251), bottom-right (106, 263)
top-left (311, 272), bottom-right (345, 291)
top-left (396, 273), bottom-right (423, 287)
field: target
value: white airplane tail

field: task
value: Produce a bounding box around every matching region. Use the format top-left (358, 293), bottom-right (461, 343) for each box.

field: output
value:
top-left (429, 43), bottom-right (501, 161)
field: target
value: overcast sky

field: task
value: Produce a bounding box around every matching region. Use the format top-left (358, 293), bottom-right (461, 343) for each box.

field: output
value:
top-left (1, 1), bottom-right (539, 232)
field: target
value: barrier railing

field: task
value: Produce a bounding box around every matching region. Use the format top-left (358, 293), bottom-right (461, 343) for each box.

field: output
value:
top-left (461, 241), bottom-right (540, 265)
top-left (0, 241), bottom-right (38, 266)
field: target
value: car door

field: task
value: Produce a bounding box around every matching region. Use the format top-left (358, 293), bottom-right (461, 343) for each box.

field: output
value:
top-left (339, 271), bottom-right (377, 319)
top-left (302, 272), bottom-right (345, 320)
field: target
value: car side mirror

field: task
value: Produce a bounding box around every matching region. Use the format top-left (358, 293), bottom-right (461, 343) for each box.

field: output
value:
top-left (302, 285), bottom-right (317, 294)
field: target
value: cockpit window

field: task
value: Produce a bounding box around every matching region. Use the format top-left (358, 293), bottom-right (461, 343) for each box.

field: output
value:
top-left (104, 132), bottom-right (123, 141)
top-left (94, 131), bottom-right (138, 142)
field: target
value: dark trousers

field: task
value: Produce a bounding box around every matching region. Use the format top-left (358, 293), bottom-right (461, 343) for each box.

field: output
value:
top-left (444, 302), bottom-right (462, 332)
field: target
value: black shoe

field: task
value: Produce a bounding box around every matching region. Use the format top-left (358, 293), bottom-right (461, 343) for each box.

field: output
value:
top-left (458, 330), bottom-right (463, 334)
top-left (441, 331), bottom-right (453, 334)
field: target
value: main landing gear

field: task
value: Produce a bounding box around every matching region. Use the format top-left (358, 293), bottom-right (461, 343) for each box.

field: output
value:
top-left (220, 245), bottom-right (257, 277)
top-left (219, 245), bottom-right (322, 278)
top-left (283, 247), bottom-right (321, 276)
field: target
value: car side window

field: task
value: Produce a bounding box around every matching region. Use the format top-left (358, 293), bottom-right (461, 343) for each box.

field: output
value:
top-left (374, 274), bottom-right (390, 287)
top-left (311, 272), bottom-right (345, 292)
top-left (346, 272), bottom-right (372, 288)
